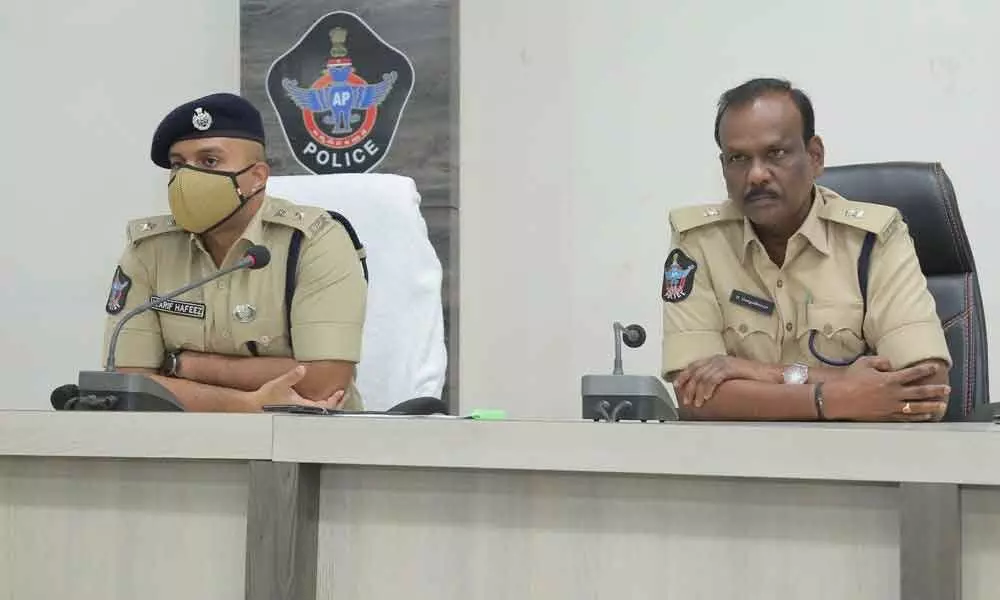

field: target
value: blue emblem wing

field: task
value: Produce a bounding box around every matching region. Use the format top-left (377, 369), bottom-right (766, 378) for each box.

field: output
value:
top-left (281, 78), bottom-right (328, 112)
top-left (352, 72), bottom-right (398, 109)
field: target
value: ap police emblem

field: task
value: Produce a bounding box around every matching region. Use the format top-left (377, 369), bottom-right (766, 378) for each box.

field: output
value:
top-left (661, 249), bottom-right (697, 303)
top-left (266, 11), bottom-right (415, 175)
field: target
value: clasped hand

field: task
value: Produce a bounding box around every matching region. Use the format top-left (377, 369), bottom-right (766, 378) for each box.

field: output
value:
top-left (247, 365), bottom-right (346, 412)
top-left (673, 355), bottom-right (949, 421)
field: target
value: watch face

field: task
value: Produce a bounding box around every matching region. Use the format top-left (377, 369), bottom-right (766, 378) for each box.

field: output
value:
top-left (785, 364), bottom-right (808, 384)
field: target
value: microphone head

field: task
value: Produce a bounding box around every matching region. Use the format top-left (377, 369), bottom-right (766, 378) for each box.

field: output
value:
top-left (622, 324), bottom-right (646, 349)
top-left (244, 245), bottom-right (271, 270)
top-left (51, 384), bottom-right (80, 410)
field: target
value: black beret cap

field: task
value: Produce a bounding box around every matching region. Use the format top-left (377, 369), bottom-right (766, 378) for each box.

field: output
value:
top-left (150, 93), bottom-right (265, 168)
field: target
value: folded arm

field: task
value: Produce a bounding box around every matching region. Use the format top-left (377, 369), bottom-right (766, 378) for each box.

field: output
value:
top-left (669, 358), bottom-right (948, 422)
top-left (664, 353), bottom-right (819, 420)
top-left (673, 378), bottom-right (818, 421)
top-left (669, 355), bottom-right (865, 410)
top-left (174, 352), bottom-right (355, 402)
top-left (119, 364), bottom-right (346, 412)
top-left (118, 367), bottom-right (253, 412)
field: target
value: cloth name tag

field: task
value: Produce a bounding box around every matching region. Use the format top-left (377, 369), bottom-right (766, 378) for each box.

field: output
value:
top-left (729, 290), bottom-right (775, 315)
top-left (150, 296), bottom-right (206, 319)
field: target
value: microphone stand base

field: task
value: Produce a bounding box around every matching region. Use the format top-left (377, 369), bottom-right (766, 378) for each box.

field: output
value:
top-left (73, 371), bottom-right (185, 412)
top-left (581, 374), bottom-right (678, 422)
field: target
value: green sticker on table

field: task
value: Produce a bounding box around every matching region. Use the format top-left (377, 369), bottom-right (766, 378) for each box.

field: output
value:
top-left (468, 409), bottom-right (507, 420)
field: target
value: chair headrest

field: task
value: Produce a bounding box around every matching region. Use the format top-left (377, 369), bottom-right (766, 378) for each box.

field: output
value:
top-left (817, 162), bottom-right (975, 276)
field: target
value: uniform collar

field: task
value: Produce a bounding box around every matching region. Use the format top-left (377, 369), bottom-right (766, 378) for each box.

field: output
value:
top-left (740, 185), bottom-right (830, 262)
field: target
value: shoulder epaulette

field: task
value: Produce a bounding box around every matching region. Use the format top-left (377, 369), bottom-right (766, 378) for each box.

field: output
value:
top-left (669, 201), bottom-right (741, 234)
top-left (261, 199), bottom-right (334, 240)
top-left (126, 214), bottom-right (182, 245)
top-left (817, 186), bottom-right (900, 240)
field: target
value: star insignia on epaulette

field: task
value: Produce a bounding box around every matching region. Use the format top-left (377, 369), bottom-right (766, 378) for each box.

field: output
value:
top-left (308, 213), bottom-right (330, 236)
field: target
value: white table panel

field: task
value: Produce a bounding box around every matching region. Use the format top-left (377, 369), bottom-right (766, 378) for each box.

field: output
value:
top-left (0, 456), bottom-right (249, 600)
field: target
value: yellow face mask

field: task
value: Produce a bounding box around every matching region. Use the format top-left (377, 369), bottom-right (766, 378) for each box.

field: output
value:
top-left (167, 164), bottom-right (260, 233)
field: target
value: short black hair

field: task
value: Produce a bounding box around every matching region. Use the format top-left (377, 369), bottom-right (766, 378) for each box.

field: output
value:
top-left (713, 78), bottom-right (815, 148)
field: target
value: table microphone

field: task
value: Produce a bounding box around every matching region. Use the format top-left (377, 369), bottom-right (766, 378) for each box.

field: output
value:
top-left (581, 321), bottom-right (677, 423)
top-left (613, 323), bottom-right (647, 375)
top-left (62, 245), bottom-right (271, 412)
top-left (104, 245), bottom-right (270, 371)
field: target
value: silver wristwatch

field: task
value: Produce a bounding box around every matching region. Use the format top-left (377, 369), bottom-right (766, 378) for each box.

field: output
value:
top-left (782, 362), bottom-right (809, 385)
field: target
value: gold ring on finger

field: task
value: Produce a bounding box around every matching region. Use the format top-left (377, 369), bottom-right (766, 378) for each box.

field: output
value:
top-left (902, 402), bottom-right (912, 414)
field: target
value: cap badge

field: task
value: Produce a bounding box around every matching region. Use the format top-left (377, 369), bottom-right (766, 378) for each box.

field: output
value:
top-left (192, 107), bottom-right (213, 131)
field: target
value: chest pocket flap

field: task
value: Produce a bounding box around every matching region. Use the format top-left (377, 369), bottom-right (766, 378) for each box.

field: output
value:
top-left (722, 302), bottom-right (777, 340)
top-left (799, 301), bottom-right (866, 361)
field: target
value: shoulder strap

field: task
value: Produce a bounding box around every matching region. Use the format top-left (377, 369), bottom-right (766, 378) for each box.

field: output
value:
top-left (284, 210), bottom-right (368, 350)
top-left (126, 214), bottom-right (181, 245)
top-left (818, 187), bottom-right (899, 240)
top-left (669, 202), bottom-right (741, 234)
top-left (856, 231), bottom-right (877, 351)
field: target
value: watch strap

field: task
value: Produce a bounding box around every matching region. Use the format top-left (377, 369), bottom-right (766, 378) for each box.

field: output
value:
top-left (161, 351), bottom-right (181, 377)
top-left (813, 382), bottom-right (826, 420)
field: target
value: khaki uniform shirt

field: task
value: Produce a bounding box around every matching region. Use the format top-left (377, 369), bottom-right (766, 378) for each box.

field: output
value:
top-left (661, 185), bottom-right (951, 377)
top-left (102, 195), bottom-right (367, 409)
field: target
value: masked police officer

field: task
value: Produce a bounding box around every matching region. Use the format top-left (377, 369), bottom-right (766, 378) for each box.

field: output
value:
top-left (662, 78), bottom-right (952, 422)
top-left (102, 93), bottom-right (367, 412)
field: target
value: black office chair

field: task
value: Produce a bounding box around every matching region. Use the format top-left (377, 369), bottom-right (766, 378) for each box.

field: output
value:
top-left (386, 397), bottom-right (449, 415)
top-left (817, 162), bottom-right (988, 421)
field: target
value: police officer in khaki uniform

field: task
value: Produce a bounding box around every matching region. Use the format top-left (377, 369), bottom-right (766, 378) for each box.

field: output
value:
top-left (662, 78), bottom-right (952, 422)
top-left (103, 93), bottom-right (367, 412)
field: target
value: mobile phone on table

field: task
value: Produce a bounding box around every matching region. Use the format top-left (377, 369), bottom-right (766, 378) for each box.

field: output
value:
top-left (261, 404), bottom-right (330, 415)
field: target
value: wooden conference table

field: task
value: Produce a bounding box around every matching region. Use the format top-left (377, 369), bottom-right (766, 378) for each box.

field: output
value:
top-left (1, 411), bottom-right (999, 600)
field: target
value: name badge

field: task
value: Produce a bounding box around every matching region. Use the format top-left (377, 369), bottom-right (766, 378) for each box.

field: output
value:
top-left (729, 290), bottom-right (775, 315)
top-left (150, 296), bottom-right (206, 319)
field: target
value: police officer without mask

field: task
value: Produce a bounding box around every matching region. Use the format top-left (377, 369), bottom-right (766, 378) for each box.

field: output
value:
top-left (102, 93), bottom-right (367, 412)
top-left (661, 78), bottom-right (951, 422)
